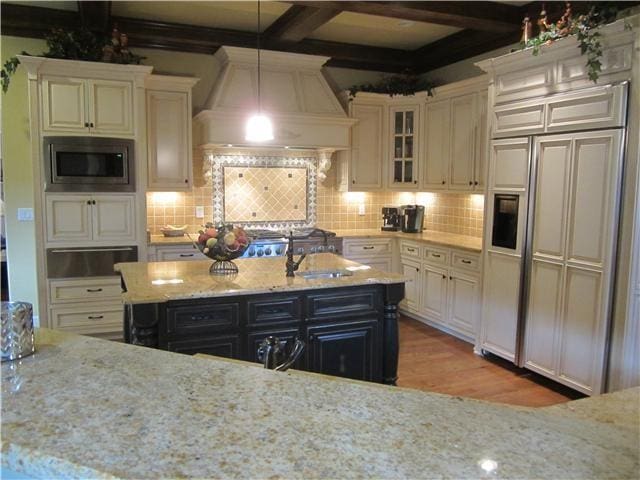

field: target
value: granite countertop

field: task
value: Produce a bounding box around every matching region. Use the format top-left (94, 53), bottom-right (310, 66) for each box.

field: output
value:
top-left (2, 329), bottom-right (638, 479)
top-left (115, 253), bottom-right (406, 304)
top-left (149, 230), bottom-right (483, 252)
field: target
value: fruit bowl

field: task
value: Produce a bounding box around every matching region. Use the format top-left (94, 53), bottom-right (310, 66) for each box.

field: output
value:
top-left (193, 223), bottom-right (250, 274)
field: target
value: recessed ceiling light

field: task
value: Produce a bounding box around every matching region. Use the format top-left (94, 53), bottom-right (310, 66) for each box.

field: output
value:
top-left (398, 20), bottom-right (414, 28)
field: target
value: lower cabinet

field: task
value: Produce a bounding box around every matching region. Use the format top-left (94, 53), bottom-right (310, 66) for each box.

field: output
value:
top-left (148, 243), bottom-right (202, 262)
top-left (145, 285), bottom-right (396, 383)
top-left (399, 242), bottom-right (481, 342)
top-left (307, 319), bottom-right (380, 382)
top-left (342, 238), bottom-right (393, 273)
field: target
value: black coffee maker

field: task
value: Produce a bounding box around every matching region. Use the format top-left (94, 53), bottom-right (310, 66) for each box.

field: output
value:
top-left (381, 207), bottom-right (401, 231)
top-left (401, 205), bottom-right (425, 233)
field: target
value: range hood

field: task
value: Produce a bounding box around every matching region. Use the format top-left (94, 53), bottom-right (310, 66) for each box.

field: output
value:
top-left (193, 47), bottom-right (356, 150)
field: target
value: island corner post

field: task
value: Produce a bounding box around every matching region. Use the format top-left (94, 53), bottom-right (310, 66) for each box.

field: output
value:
top-left (121, 273), bottom-right (405, 385)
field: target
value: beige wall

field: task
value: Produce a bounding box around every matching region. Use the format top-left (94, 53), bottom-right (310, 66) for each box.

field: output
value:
top-left (147, 160), bottom-right (484, 238)
top-left (1, 36), bottom-right (47, 315)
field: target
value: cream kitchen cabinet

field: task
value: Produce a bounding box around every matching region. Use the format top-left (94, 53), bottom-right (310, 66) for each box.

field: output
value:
top-left (45, 194), bottom-right (136, 244)
top-left (337, 100), bottom-right (386, 191)
top-left (342, 238), bottom-right (393, 272)
top-left (146, 75), bottom-right (199, 191)
top-left (41, 75), bottom-right (133, 136)
top-left (389, 105), bottom-right (420, 190)
top-left (399, 239), bottom-right (481, 341)
top-left (422, 89), bottom-right (487, 192)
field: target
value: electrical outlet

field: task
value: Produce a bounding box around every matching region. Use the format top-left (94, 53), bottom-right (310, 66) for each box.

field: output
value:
top-left (358, 204), bottom-right (365, 216)
top-left (17, 208), bottom-right (34, 222)
top-left (195, 206), bottom-right (205, 218)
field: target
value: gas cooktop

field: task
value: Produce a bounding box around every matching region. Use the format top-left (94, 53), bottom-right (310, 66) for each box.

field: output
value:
top-left (241, 228), bottom-right (339, 258)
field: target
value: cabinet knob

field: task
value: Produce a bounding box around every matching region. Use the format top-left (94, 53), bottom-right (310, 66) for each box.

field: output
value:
top-left (469, 181), bottom-right (473, 185)
top-left (185, 179), bottom-right (188, 183)
top-left (442, 274), bottom-right (446, 279)
top-left (89, 122), bottom-right (94, 128)
top-left (84, 122), bottom-right (89, 127)
top-left (416, 267), bottom-right (420, 272)
top-left (474, 181), bottom-right (479, 186)
top-left (352, 180), bottom-right (355, 184)
top-left (414, 180), bottom-right (417, 184)
top-left (92, 200), bottom-right (96, 205)
top-left (441, 180), bottom-right (446, 185)
top-left (449, 276), bottom-right (453, 280)
top-left (86, 200), bottom-right (91, 205)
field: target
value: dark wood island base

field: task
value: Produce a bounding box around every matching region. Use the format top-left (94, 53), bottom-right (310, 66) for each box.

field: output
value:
top-left (123, 283), bottom-right (405, 384)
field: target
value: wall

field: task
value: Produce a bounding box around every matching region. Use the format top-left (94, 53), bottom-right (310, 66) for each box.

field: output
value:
top-left (1, 36), bottom-right (47, 314)
top-left (147, 159), bottom-right (484, 238)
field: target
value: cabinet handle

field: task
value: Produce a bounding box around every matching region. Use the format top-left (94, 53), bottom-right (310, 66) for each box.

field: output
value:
top-left (414, 180), bottom-right (417, 184)
top-left (461, 259), bottom-right (472, 264)
top-left (86, 200), bottom-right (91, 205)
top-left (474, 181), bottom-right (479, 186)
top-left (352, 180), bottom-right (355, 184)
top-left (90, 122), bottom-right (94, 128)
top-left (88, 315), bottom-right (104, 320)
top-left (309, 334), bottom-right (314, 341)
top-left (92, 200), bottom-right (96, 205)
top-left (86, 288), bottom-right (103, 292)
top-left (432, 253), bottom-right (441, 258)
top-left (469, 181), bottom-right (473, 185)
top-left (449, 276), bottom-right (453, 280)
top-left (416, 267), bottom-right (420, 272)
top-left (263, 308), bottom-right (283, 315)
top-left (407, 247), bottom-right (415, 252)
top-left (84, 122), bottom-right (89, 127)
top-left (442, 274), bottom-right (446, 279)
top-left (179, 254), bottom-right (195, 257)
top-left (362, 246), bottom-right (374, 250)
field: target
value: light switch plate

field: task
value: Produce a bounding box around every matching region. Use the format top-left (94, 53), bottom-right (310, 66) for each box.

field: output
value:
top-left (358, 204), bottom-right (365, 216)
top-left (17, 208), bottom-right (34, 221)
top-left (195, 206), bottom-right (204, 218)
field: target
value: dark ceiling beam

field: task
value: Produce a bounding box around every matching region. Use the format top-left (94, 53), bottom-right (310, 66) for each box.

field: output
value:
top-left (263, 5), bottom-right (341, 43)
top-left (0, 3), bottom-right (79, 38)
top-left (413, 29), bottom-right (521, 73)
top-left (77, 1), bottom-right (112, 34)
top-left (285, 1), bottom-right (522, 33)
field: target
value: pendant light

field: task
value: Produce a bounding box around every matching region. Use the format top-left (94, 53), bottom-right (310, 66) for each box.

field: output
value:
top-left (245, 0), bottom-right (274, 142)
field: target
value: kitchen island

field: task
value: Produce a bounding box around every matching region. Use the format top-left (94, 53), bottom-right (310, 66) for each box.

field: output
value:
top-left (2, 328), bottom-right (638, 479)
top-left (115, 253), bottom-right (406, 384)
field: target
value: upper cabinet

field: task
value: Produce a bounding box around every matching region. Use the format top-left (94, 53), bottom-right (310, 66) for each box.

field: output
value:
top-left (338, 98), bottom-right (386, 191)
top-left (145, 75), bottom-right (199, 191)
top-left (422, 78), bottom-right (488, 193)
top-left (41, 76), bottom-right (133, 136)
top-left (388, 105), bottom-right (420, 190)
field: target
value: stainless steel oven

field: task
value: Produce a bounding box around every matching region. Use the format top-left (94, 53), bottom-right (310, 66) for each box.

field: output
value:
top-left (43, 136), bottom-right (135, 192)
top-left (46, 246), bottom-right (138, 278)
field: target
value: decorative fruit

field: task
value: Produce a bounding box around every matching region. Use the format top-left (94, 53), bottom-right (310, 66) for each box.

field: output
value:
top-left (206, 237), bottom-right (217, 248)
top-left (224, 232), bottom-right (236, 246)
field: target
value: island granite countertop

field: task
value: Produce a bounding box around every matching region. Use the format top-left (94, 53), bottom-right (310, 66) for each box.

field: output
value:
top-left (2, 329), bottom-right (638, 479)
top-left (115, 252), bottom-right (407, 304)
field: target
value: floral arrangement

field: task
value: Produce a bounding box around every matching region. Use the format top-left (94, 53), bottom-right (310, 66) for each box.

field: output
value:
top-left (195, 223), bottom-right (250, 262)
top-left (519, 2), bottom-right (624, 83)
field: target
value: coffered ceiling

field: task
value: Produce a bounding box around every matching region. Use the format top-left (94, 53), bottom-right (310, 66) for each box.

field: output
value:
top-left (2, 1), bottom-right (633, 73)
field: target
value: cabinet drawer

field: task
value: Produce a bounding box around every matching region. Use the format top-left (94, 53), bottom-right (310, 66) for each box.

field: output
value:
top-left (452, 251), bottom-right (481, 272)
top-left (50, 302), bottom-right (123, 334)
top-left (155, 245), bottom-right (201, 262)
top-left (493, 102), bottom-right (545, 137)
top-left (247, 297), bottom-right (302, 326)
top-left (400, 241), bottom-right (421, 258)
top-left (167, 335), bottom-right (240, 359)
top-left (424, 247), bottom-right (449, 266)
top-left (307, 288), bottom-right (380, 319)
top-left (546, 85), bottom-right (626, 132)
top-left (344, 240), bottom-right (391, 257)
top-left (49, 277), bottom-right (121, 303)
top-left (166, 303), bottom-right (240, 335)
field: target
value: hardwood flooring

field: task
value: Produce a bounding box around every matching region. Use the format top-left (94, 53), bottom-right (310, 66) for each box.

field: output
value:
top-left (397, 316), bottom-right (585, 407)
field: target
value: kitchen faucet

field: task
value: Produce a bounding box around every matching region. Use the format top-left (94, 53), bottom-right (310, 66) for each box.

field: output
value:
top-left (285, 231), bottom-right (307, 277)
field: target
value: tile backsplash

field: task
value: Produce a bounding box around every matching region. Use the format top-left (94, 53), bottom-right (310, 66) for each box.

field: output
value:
top-left (147, 161), bottom-right (484, 238)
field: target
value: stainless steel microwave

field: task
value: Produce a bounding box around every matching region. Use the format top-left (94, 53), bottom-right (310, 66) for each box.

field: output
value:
top-left (43, 136), bottom-right (135, 192)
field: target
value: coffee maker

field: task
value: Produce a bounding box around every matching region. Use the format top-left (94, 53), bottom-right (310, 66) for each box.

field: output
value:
top-left (401, 205), bottom-right (425, 233)
top-left (381, 207), bottom-right (401, 231)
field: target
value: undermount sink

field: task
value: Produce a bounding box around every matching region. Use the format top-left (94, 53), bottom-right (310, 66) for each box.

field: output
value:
top-left (297, 269), bottom-right (354, 280)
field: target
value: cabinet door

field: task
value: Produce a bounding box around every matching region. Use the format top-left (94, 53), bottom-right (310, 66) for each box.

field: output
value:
top-left (447, 271), bottom-right (479, 337)
top-left (350, 103), bottom-right (384, 190)
top-left (246, 327), bottom-right (301, 366)
top-left (41, 76), bottom-right (88, 133)
top-left (422, 264), bottom-right (448, 325)
top-left (46, 195), bottom-right (93, 243)
top-left (91, 195), bottom-right (136, 242)
top-left (449, 93), bottom-right (476, 191)
top-left (423, 99), bottom-right (450, 190)
top-left (167, 335), bottom-right (241, 359)
top-left (307, 320), bottom-right (379, 382)
top-left (389, 106), bottom-right (419, 189)
top-left (87, 79), bottom-right (133, 135)
top-left (400, 258), bottom-right (421, 312)
top-left (474, 90), bottom-right (488, 190)
top-left (147, 90), bottom-right (192, 190)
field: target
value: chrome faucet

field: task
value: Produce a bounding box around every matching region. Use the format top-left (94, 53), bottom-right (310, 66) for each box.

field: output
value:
top-left (257, 336), bottom-right (305, 371)
top-left (285, 231), bottom-right (307, 277)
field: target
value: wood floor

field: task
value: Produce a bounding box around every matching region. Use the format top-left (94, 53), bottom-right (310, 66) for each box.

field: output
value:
top-left (397, 316), bottom-right (585, 407)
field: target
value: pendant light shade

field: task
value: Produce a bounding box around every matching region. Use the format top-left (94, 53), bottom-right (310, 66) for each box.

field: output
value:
top-left (245, 0), bottom-right (274, 143)
top-left (245, 113), bottom-right (274, 142)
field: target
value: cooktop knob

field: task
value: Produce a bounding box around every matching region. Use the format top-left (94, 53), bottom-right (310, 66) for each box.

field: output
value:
top-left (248, 247), bottom-right (255, 256)
top-left (257, 249), bottom-right (264, 257)
top-left (275, 246), bottom-right (283, 255)
top-left (265, 247), bottom-right (272, 256)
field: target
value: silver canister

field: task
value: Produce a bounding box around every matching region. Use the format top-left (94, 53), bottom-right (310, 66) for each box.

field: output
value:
top-left (1, 302), bottom-right (35, 361)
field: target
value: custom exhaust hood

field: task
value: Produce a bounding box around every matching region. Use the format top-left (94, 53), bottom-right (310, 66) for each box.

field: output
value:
top-left (193, 47), bottom-right (356, 150)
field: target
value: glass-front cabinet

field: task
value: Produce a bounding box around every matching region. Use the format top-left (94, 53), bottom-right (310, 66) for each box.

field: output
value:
top-left (389, 105), bottom-right (420, 189)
